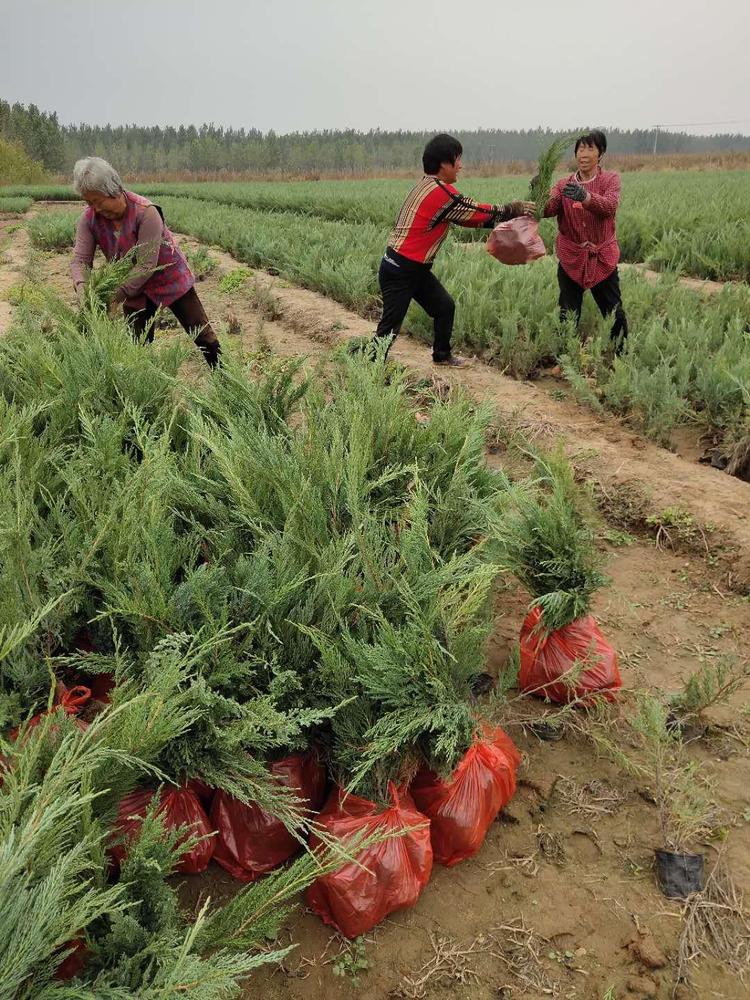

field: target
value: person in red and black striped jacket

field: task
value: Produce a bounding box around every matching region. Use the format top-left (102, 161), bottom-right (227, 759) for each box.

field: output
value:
top-left (544, 129), bottom-right (628, 353)
top-left (373, 134), bottom-right (535, 366)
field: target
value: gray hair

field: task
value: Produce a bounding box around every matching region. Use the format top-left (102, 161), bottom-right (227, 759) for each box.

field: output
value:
top-left (72, 157), bottom-right (124, 197)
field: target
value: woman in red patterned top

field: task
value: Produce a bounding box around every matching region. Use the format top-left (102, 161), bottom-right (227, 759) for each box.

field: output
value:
top-left (373, 134), bottom-right (535, 367)
top-left (544, 130), bottom-right (628, 353)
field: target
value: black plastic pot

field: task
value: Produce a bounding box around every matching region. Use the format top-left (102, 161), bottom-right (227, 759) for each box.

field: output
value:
top-left (654, 849), bottom-right (705, 899)
top-left (526, 720), bottom-right (564, 742)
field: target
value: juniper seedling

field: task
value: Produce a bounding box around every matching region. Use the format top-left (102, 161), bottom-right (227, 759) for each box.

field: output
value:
top-left (529, 134), bottom-right (576, 219)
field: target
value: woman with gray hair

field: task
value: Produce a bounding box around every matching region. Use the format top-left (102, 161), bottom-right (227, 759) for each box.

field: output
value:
top-left (71, 156), bottom-right (221, 367)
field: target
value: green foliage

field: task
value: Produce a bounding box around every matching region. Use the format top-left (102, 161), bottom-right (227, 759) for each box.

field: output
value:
top-left (187, 244), bottom-right (218, 279)
top-left (670, 657), bottom-right (750, 717)
top-left (0, 195), bottom-right (33, 213)
top-left (332, 938), bottom-right (370, 987)
top-left (631, 694), bottom-right (719, 850)
top-left (0, 137), bottom-right (47, 184)
top-left (27, 210), bottom-right (78, 250)
top-left (218, 266), bottom-right (251, 293)
top-left (529, 134), bottom-right (576, 218)
top-left (81, 249), bottom-right (139, 314)
top-left (494, 449), bottom-right (607, 630)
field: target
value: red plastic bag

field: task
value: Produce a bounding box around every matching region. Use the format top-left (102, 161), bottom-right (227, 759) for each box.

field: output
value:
top-left (111, 785), bottom-right (214, 874)
top-left (410, 727), bottom-right (520, 867)
top-left (519, 606), bottom-right (622, 703)
top-left (10, 682), bottom-right (91, 741)
top-left (306, 783), bottom-right (432, 939)
top-left (187, 777), bottom-right (215, 811)
top-left (87, 672), bottom-right (116, 703)
top-left (487, 216), bottom-right (546, 265)
top-left (211, 752), bottom-right (326, 882)
top-left (54, 937), bottom-right (88, 981)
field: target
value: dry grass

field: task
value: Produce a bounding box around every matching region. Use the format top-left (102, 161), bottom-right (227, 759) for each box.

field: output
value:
top-left (490, 917), bottom-right (560, 997)
top-left (554, 776), bottom-right (625, 820)
top-left (393, 932), bottom-right (486, 999)
top-left (537, 826), bottom-right (568, 867)
top-left (675, 858), bottom-right (750, 994)
top-left (484, 850), bottom-right (540, 879)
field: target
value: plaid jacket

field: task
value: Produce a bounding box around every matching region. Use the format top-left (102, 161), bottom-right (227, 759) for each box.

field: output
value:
top-left (387, 176), bottom-right (508, 264)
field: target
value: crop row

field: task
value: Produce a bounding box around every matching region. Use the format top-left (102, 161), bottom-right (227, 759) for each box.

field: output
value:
top-left (158, 196), bottom-right (750, 443)
top-left (19, 198), bottom-right (750, 443)
top-left (5, 170), bottom-right (750, 281)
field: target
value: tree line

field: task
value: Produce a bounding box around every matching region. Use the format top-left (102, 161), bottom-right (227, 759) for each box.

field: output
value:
top-left (3, 98), bottom-right (750, 176)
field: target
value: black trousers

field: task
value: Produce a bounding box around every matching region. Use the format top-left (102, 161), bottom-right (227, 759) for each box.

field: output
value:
top-left (122, 287), bottom-right (220, 367)
top-left (557, 264), bottom-right (628, 347)
top-left (374, 249), bottom-right (455, 361)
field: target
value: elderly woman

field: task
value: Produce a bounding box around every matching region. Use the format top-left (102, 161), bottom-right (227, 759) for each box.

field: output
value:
top-left (71, 157), bottom-right (221, 367)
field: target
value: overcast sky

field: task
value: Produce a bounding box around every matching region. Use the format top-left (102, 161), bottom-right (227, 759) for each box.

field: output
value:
top-left (2, 0), bottom-right (748, 136)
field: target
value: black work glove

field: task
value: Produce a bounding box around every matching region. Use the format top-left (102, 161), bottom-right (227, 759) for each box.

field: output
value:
top-left (563, 181), bottom-right (588, 202)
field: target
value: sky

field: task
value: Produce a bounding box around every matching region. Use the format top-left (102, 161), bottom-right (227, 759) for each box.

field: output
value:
top-left (1, 0), bottom-right (749, 136)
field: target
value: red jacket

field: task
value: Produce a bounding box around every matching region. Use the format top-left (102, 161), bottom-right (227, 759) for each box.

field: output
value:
top-left (387, 176), bottom-right (505, 264)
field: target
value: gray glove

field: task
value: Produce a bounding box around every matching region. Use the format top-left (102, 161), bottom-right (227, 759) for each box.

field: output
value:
top-left (563, 182), bottom-right (588, 202)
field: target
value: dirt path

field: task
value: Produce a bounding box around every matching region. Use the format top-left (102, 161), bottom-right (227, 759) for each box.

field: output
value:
top-left (3, 216), bottom-right (750, 1000)
top-left (0, 211), bottom-right (32, 330)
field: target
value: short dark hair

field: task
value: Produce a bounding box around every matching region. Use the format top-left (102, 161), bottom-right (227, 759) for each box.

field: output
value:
top-left (575, 129), bottom-right (607, 157)
top-left (423, 134), bottom-right (463, 174)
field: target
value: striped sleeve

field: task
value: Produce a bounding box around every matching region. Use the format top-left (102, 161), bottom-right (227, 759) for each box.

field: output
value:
top-left (434, 182), bottom-right (505, 229)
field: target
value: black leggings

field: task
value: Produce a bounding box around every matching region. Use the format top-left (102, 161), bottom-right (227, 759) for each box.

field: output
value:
top-left (557, 264), bottom-right (628, 347)
top-left (374, 250), bottom-right (455, 361)
top-left (123, 287), bottom-right (220, 366)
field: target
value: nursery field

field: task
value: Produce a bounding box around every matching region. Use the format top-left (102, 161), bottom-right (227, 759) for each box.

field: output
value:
top-left (10, 175), bottom-right (750, 454)
top-left (0, 190), bottom-right (749, 1000)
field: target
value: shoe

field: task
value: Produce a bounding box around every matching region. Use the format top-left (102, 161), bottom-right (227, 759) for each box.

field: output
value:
top-left (433, 354), bottom-right (467, 367)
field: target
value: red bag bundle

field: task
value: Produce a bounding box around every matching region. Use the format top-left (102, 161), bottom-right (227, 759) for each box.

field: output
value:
top-left (87, 672), bottom-right (116, 703)
top-left (211, 752), bottom-right (326, 882)
top-left (11, 682), bottom-right (91, 740)
top-left (487, 216), bottom-right (546, 265)
top-left (306, 783), bottom-right (432, 939)
top-left (410, 727), bottom-right (520, 867)
top-left (54, 937), bottom-right (88, 981)
top-left (519, 605), bottom-right (622, 703)
top-left (111, 785), bottom-right (214, 874)
top-left (187, 777), bottom-right (215, 811)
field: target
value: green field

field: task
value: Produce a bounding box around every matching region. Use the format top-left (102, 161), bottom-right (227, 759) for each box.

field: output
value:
top-left (7, 169), bottom-right (750, 280)
top-left (14, 173), bottom-right (750, 445)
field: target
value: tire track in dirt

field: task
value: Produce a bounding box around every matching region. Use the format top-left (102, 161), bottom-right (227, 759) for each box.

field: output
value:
top-left (178, 233), bottom-right (750, 588)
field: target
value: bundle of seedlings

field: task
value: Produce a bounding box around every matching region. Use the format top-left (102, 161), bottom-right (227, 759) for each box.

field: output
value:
top-left (302, 497), bottom-right (520, 934)
top-left (494, 448), bottom-right (622, 702)
top-left (487, 134), bottom-right (573, 266)
top-left (0, 679), bottom-right (383, 998)
top-left (631, 694), bottom-right (721, 898)
top-left (0, 300), bottom-right (524, 943)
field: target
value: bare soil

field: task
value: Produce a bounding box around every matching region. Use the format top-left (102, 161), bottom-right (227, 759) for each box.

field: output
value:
top-left (1, 210), bottom-right (749, 1000)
